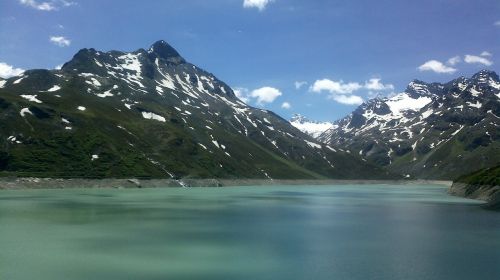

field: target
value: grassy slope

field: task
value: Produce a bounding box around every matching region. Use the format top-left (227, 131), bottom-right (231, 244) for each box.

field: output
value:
top-left (455, 165), bottom-right (500, 186)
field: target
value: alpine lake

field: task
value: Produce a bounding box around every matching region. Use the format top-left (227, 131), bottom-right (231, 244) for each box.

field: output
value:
top-left (1, 184), bottom-right (499, 280)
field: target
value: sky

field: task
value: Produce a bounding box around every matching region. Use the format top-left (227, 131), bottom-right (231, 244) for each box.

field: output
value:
top-left (0, 0), bottom-right (499, 121)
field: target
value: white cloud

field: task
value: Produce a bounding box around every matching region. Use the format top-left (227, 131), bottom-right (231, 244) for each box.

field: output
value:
top-left (364, 78), bottom-right (394, 91)
top-left (330, 95), bottom-right (363, 105)
top-left (250, 87), bottom-right (282, 104)
top-left (447, 56), bottom-right (461, 66)
top-left (480, 51), bottom-right (492, 57)
top-left (233, 86), bottom-right (282, 105)
top-left (494, 21), bottom-right (500, 27)
top-left (243, 0), bottom-right (274, 11)
top-left (0, 62), bottom-right (24, 78)
top-left (50, 36), bottom-right (71, 47)
top-left (233, 87), bottom-right (250, 103)
top-left (19, 0), bottom-right (56, 10)
top-left (310, 79), bottom-right (362, 94)
top-left (19, 0), bottom-right (75, 11)
top-left (464, 54), bottom-right (493, 66)
top-left (55, 64), bottom-right (63, 70)
top-left (418, 60), bottom-right (457, 74)
top-left (294, 81), bottom-right (307, 90)
top-left (309, 77), bottom-right (392, 105)
top-left (281, 102), bottom-right (291, 109)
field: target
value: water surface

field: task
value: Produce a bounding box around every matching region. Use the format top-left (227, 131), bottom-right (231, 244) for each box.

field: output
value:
top-left (1, 184), bottom-right (499, 280)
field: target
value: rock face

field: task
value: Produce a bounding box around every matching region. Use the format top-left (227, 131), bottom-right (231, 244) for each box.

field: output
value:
top-left (319, 70), bottom-right (500, 179)
top-left (0, 40), bottom-right (392, 179)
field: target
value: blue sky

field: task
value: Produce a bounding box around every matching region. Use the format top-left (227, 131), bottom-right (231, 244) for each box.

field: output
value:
top-left (0, 0), bottom-right (498, 121)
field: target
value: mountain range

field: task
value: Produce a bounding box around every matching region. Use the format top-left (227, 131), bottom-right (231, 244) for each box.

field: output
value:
top-left (289, 114), bottom-right (335, 138)
top-left (293, 70), bottom-right (500, 179)
top-left (0, 40), bottom-right (391, 179)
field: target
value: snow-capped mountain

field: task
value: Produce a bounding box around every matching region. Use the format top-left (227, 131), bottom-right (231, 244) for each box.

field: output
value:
top-left (0, 40), bottom-right (391, 179)
top-left (319, 70), bottom-right (500, 179)
top-left (290, 114), bottom-right (336, 138)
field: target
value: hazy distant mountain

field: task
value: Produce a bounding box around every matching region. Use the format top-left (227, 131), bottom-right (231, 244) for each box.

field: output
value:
top-left (318, 70), bottom-right (500, 179)
top-left (0, 40), bottom-right (392, 179)
top-left (290, 114), bottom-right (336, 138)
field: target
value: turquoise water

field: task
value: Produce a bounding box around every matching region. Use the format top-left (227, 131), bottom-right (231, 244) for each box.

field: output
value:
top-left (0, 184), bottom-right (499, 280)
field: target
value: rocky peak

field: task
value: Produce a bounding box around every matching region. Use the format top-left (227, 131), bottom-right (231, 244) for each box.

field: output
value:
top-left (471, 70), bottom-right (499, 85)
top-left (405, 80), bottom-right (445, 98)
top-left (290, 113), bottom-right (309, 123)
top-left (406, 80), bottom-right (431, 97)
top-left (61, 48), bottom-right (98, 70)
top-left (147, 40), bottom-right (186, 64)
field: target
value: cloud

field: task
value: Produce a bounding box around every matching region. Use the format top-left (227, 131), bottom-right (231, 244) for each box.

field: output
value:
top-left (310, 78), bottom-right (393, 94)
top-left (250, 86), bottom-right (282, 104)
top-left (0, 62), bottom-right (24, 78)
top-left (495, 21), bottom-right (500, 27)
top-left (294, 81), bottom-right (307, 90)
top-left (364, 78), bottom-right (394, 91)
top-left (309, 77), bottom-right (392, 105)
top-left (418, 60), bottom-right (457, 73)
top-left (233, 86), bottom-right (282, 105)
top-left (233, 87), bottom-right (250, 103)
top-left (480, 51), bottom-right (492, 57)
top-left (310, 79), bottom-right (362, 94)
top-left (50, 36), bottom-right (71, 47)
top-left (243, 0), bottom-right (274, 11)
top-left (447, 56), bottom-right (461, 66)
top-left (464, 54), bottom-right (493, 66)
top-left (19, 0), bottom-right (75, 11)
top-left (330, 95), bottom-right (363, 105)
top-left (281, 102), bottom-right (291, 109)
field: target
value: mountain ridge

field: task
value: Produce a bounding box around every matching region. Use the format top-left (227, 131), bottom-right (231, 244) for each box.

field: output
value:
top-left (0, 40), bottom-right (392, 179)
top-left (313, 70), bottom-right (500, 179)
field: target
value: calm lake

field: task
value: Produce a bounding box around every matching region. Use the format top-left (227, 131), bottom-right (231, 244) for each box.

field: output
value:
top-left (1, 184), bottom-right (499, 280)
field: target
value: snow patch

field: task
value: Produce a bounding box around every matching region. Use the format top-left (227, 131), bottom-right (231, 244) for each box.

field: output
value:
top-left (20, 95), bottom-right (42, 103)
top-left (96, 89), bottom-right (114, 98)
top-left (142, 111), bottom-right (166, 122)
top-left (13, 76), bottom-right (26, 84)
top-left (466, 101), bottom-right (482, 109)
top-left (304, 140), bottom-right (322, 149)
top-left (385, 93), bottom-right (432, 115)
top-left (47, 85), bottom-right (61, 92)
top-left (198, 143), bottom-right (208, 150)
top-left (20, 108), bottom-right (32, 117)
top-left (290, 119), bottom-right (334, 138)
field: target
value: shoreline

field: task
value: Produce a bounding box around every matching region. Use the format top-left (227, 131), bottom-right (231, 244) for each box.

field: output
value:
top-left (0, 177), bottom-right (453, 190)
top-left (449, 182), bottom-right (500, 210)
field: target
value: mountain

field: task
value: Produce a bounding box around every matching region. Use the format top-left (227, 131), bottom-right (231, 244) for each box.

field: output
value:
top-left (0, 40), bottom-right (392, 179)
top-left (290, 114), bottom-right (336, 138)
top-left (318, 70), bottom-right (500, 179)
